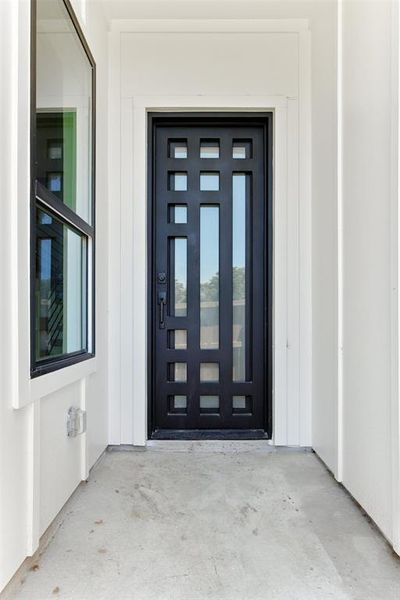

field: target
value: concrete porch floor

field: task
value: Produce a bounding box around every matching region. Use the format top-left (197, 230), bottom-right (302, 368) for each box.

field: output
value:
top-left (4, 442), bottom-right (400, 600)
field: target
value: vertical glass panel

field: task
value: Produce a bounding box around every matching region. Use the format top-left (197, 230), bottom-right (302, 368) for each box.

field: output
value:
top-left (168, 395), bottom-right (187, 413)
top-left (35, 207), bottom-right (87, 361)
top-left (169, 140), bottom-right (187, 159)
top-left (200, 140), bottom-right (220, 159)
top-left (169, 172), bottom-right (187, 191)
top-left (168, 363), bottom-right (187, 382)
top-left (200, 172), bottom-right (219, 191)
top-left (36, 0), bottom-right (93, 223)
top-left (172, 238), bottom-right (187, 316)
top-left (233, 140), bottom-right (252, 159)
top-left (200, 363), bottom-right (219, 382)
top-left (168, 330), bottom-right (187, 349)
top-left (233, 174), bottom-right (246, 381)
top-left (200, 207), bottom-right (219, 349)
top-left (200, 396), bottom-right (220, 412)
top-left (169, 205), bottom-right (187, 224)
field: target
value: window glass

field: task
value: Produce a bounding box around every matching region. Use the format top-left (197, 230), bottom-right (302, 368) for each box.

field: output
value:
top-left (232, 174), bottom-right (247, 381)
top-left (36, 0), bottom-right (93, 223)
top-left (200, 206), bottom-right (219, 349)
top-left (35, 207), bottom-right (87, 361)
top-left (33, 0), bottom-right (94, 374)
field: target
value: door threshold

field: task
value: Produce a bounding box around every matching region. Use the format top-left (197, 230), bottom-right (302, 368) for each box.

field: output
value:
top-left (150, 429), bottom-right (270, 441)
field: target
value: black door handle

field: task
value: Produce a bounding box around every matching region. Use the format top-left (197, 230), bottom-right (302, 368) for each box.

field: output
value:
top-left (158, 292), bottom-right (167, 329)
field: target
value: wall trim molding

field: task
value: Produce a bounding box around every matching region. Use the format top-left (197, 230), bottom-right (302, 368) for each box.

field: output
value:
top-left (111, 18), bottom-right (310, 34)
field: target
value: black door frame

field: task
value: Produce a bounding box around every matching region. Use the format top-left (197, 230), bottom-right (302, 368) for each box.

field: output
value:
top-left (147, 112), bottom-right (273, 439)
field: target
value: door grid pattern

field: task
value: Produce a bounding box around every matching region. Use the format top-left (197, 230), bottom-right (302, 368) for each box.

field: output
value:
top-left (150, 117), bottom-right (270, 436)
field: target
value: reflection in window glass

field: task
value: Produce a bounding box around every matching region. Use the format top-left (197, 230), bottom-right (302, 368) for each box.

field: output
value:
top-left (233, 174), bottom-right (246, 381)
top-left (48, 141), bottom-right (62, 160)
top-left (47, 172), bottom-right (62, 193)
top-left (35, 207), bottom-right (87, 361)
top-left (200, 207), bottom-right (219, 349)
top-left (36, 0), bottom-right (93, 223)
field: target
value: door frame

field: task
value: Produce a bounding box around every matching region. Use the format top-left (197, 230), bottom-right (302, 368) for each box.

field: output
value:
top-left (147, 112), bottom-right (273, 438)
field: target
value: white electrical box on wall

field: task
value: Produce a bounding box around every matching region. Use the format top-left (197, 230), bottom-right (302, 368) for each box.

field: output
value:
top-left (67, 407), bottom-right (87, 437)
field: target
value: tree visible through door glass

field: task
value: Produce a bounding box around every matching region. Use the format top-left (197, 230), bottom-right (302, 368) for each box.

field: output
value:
top-left (200, 206), bottom-right (219, 349)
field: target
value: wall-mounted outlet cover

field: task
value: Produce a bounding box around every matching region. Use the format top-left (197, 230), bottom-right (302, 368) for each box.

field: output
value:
top-left (67, 407), bottom-right (87, 437)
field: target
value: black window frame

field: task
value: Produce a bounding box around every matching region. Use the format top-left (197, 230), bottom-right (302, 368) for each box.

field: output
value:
top-left (30, 0), bottom-right (96, 377)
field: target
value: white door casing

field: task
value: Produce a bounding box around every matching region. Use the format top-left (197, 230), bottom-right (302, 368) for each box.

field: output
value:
top-left (108, 20), bottom-right (312, 446)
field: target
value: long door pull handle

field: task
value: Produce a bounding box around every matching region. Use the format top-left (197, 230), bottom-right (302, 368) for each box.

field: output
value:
top-left (158, 292), bottom-right (167, 329)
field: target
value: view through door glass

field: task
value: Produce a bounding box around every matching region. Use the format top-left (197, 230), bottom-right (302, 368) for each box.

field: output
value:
top-left (151, 116), bottom-right (271, 438)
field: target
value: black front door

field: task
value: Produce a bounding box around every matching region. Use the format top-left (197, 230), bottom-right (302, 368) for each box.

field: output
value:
top-left (149, 114), bottom-right (272, 439)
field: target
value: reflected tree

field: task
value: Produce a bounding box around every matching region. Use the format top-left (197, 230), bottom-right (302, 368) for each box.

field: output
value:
top-left (199, 267), bottom-right (245, 302)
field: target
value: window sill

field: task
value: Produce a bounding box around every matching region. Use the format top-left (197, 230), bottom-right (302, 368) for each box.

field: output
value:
top-left (30, 355), bottom-right (97, 401)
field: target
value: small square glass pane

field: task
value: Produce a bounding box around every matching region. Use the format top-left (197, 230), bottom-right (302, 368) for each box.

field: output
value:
top-left (168, 395), bottom-right (187, 413)
top-left (233, 396), bottom-right (252, 414)
top-left (200, 172), bottom-right (219, 191)
top-left (200, 395), bottom-right (220, 412)
top-left (169, 205), bottom-right (187, 224)
top-left (168, 330), bottom-right (187, 350)
top-left (170, 140), bottom-right (187, 159)
top-left (173, 395), bottom-right (187, 409)
top-left (200, 363), bottom-right (219, 382)
top-left (233, 396), bottom-right (246, 409)
top-left (200, 140), bottom-right (220, 159)
top-left (168, 362), bottom-right (187, 382)
top-left (48, 141), bottom-right (62, 160)
top-left (39, 211), bottom-right (52, 225)
top-left (233, 140), bottom-right (252, 159)
top-left (48, 173), bottom-right (62, 193)
top-left (169, 172), bottom-right (187, 191)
